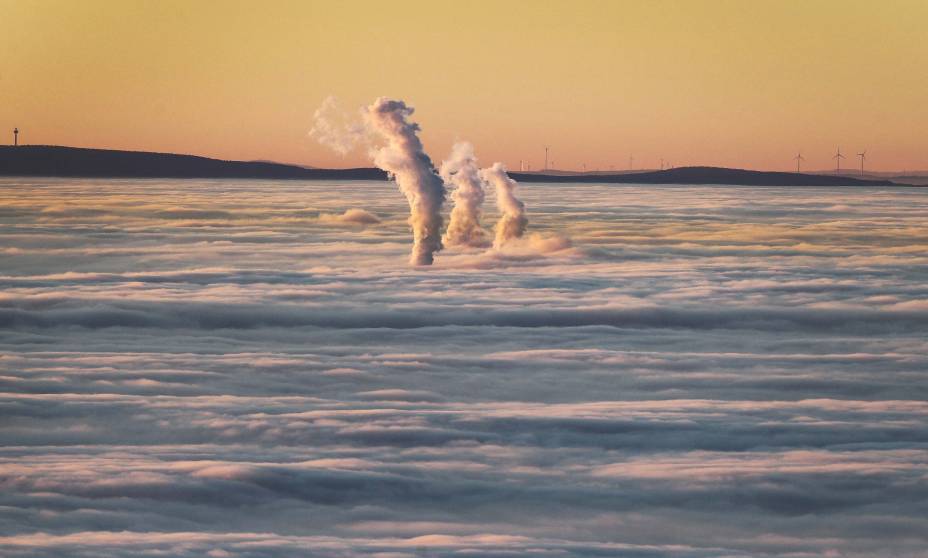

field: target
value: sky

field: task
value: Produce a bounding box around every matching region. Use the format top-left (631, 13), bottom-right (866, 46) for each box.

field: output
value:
top-left (1, 0), bottom-right (926, 171)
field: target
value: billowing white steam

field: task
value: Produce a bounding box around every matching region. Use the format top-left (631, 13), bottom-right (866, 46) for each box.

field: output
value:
top-left (309, 96), bottom-right (365, 155)
top-left (440, 142), bottom-right (489, 248)
top-left (311, 97), bottom-right (542, 263)
top-left (364, 98), bottom-right (445, 265)
top-left (481, 162), bottom-right (528, 249)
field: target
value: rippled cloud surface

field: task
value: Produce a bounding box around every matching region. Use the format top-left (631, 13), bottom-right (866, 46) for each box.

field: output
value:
top-left (1, 178), bottom-right (927, 557)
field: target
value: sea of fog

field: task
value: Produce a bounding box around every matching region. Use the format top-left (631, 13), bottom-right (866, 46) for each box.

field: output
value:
top-left (1, 178), bottom-right (926, 558)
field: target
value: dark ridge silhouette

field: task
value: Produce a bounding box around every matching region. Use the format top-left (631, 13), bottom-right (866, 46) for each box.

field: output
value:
top-left (0, 145), bottom-right (386, 180)
top-left (0, 146), bottom-right (909, 186)
top-left (509, 166), bottom-right (900, 186)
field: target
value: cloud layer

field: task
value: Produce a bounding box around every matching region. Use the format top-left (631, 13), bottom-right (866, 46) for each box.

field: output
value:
top-left (1, 177), bottom-right (927, 557)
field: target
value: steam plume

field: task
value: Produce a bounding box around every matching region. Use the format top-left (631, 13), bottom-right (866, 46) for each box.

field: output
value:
top-left (309, 96), bottom-right (365, 155)
top-left (481, 162), bottom-right (528, 249)
top-left (364, 98), bottom-right (445, 265)
top-left (440, 142), bottom-right (489, 248)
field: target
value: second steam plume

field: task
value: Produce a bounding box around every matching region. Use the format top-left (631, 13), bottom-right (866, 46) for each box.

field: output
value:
top-left (442, 143), bottom-right (530, 251)
top-left (363, 98), bottom-right (446, 265)
top-left (441, 141), bottom-right (489, 248)
top-left (482, 162), bottom-right (528, 249)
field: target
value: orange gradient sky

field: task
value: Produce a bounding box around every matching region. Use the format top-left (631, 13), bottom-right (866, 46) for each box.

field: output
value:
top-left (1, 0), bottom-right (926, 171)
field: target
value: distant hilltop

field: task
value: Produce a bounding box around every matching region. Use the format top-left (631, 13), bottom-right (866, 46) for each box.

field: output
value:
top-left (509, 166), bottom-right (901, 186)
top-left (0, 145), bottom-right (911, 186)
top-left (0, 145), bottom-right (385, 181)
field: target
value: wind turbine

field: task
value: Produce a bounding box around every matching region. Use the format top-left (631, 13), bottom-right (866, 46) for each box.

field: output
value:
top-left (857, 150), bottom-right (867, 175)
top-left (833, 147), bottom-right (845, 174)
top-left (794, 151), bottom-right (805, 173)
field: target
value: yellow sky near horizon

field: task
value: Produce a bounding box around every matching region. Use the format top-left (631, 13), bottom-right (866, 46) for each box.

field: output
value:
top-left (1, 0), bottom-right (925, 171)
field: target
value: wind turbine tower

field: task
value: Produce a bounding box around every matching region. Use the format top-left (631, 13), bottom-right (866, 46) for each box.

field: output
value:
top-left (833, 147), bottom-right (845, 174)
top-left (857, 150), bottom-right (867, 176)
top-left (794, 151), bottom-right (805, 173)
